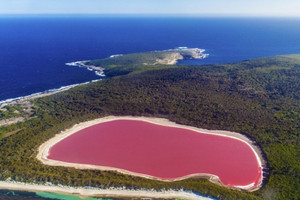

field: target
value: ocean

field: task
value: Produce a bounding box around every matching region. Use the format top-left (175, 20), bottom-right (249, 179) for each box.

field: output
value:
top-left (1, 15), bottom-right (300, 199)
top-left (1, 16), bottom-right (300, 102)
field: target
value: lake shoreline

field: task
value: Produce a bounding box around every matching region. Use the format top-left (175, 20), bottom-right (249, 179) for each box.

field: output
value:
top-left (37, 115), bottom-right (266, 192)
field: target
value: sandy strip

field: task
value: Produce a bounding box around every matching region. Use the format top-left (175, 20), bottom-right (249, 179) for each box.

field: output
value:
top-left (0, 80), bottom-right (102, 109)
top-left (0, 181), bottom-right (213, 200)
top-left (37, 116), bottom-right (266, 192)
top-left (0, 85), bottom-right (75, 108)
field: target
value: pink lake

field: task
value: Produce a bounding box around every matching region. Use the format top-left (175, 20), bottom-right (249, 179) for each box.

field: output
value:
top-left (48, 120), bottom-right (262, 187)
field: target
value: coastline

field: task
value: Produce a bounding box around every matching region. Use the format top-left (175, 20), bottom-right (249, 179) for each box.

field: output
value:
top-left (0, 181), bottom-right (214, 200)
top-left (0, 47), bottom-right (206, 109)
top-left (0, 80), bottom-right (101, 109)
top-left (0, 79), bottom-right (103, 127)
top-left (37, 116), bottom-right (266, 192)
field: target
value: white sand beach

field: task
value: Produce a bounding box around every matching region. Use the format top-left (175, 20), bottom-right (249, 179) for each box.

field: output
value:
top-left (0, 180), bottom-right (213, 200)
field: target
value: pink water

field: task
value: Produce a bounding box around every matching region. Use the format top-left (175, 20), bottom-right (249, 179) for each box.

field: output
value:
top-left (48, 120), bottom-right (262, 187)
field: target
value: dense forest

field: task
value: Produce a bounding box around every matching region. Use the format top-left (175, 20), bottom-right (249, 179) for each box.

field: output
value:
top-left (0, 54), bottom-right (299, 200)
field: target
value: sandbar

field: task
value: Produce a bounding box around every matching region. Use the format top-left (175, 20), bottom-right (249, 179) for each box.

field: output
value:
top-left (0, 180), bottom-right (213, 200)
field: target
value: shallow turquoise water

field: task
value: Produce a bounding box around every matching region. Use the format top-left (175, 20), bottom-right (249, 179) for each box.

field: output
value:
top-left (36, 192), bottom-right (113, 200)
top-left (0, 189), bottom-right (115, 200)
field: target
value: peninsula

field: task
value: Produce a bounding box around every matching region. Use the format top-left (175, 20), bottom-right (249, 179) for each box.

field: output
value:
top-left (66, 47), bottom-right (208, 76)
top-left (0, 53), bottom-right (300, 200)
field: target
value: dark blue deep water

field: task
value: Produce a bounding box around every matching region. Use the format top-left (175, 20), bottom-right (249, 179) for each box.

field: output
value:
top-left (1, 16), bottom-right (300, 101)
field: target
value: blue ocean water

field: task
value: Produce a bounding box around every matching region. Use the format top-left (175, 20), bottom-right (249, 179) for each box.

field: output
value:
top-left (1, 16), bottom-right (300, 101)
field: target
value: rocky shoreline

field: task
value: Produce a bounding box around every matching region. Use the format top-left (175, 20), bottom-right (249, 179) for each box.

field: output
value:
top-left (66, 61), bottom-right (106, 77)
